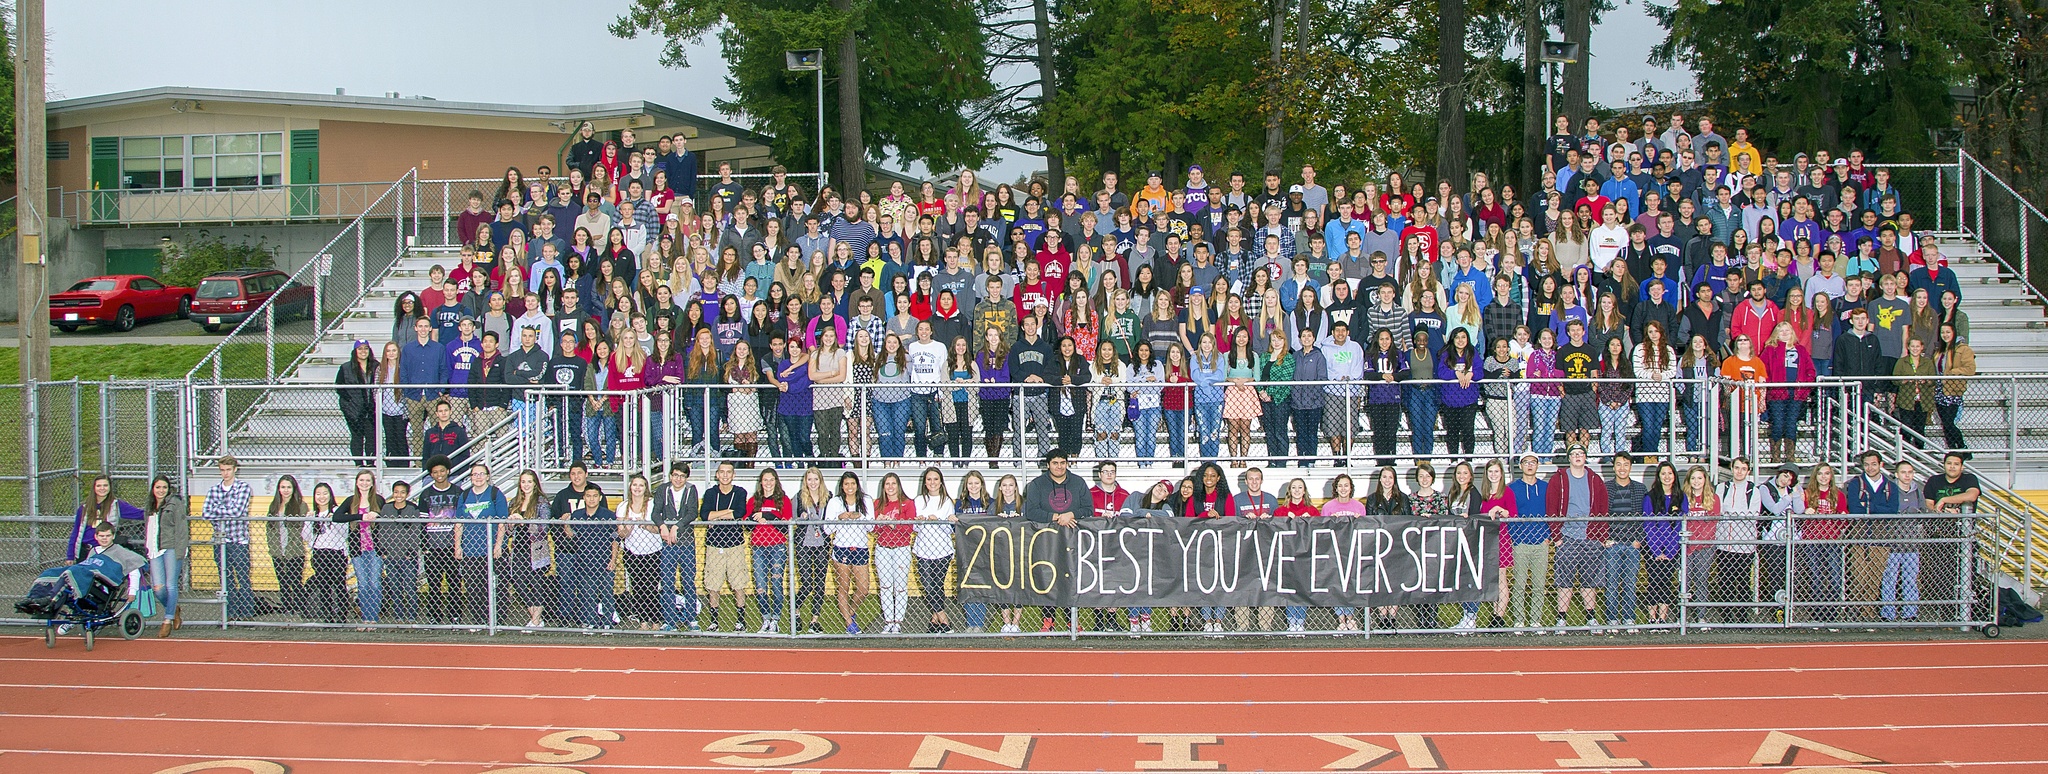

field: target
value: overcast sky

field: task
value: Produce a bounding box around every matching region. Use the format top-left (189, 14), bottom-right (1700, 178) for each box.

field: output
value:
top-left (46, 0), bottom-right (1693, 183)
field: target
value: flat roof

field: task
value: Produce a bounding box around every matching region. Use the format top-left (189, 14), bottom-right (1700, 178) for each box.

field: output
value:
top-left (47, 86), bottom-right (776, 145)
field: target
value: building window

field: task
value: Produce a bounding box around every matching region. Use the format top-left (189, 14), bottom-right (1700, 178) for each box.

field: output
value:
top-left (118, 132), bottom-right (284, 190)
top-left (120, 136), bottom-right (185, 190)
top-left (192, 133), bottom-right (284, 189)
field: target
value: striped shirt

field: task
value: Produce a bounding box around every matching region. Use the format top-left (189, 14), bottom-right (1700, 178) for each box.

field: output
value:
top-left (829, 218), bottom-right (877, 263)
top-left (202, 479), bottom-right (254, 545)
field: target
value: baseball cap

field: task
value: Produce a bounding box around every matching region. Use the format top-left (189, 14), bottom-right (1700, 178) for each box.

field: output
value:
top-left (1833, 158), bottom-right (1849, 167)
top-left (1288, 184), bottom-right (1305, 194)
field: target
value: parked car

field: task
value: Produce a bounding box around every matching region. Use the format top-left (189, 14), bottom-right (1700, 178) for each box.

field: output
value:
top-left (190, 269), bottom-right (315, 333)
top-left (49, 275), bottom-right (194, 333)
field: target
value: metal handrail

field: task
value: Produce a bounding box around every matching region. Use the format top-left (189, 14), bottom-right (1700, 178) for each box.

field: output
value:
top-left (186, 169), bottom-right (416, 383)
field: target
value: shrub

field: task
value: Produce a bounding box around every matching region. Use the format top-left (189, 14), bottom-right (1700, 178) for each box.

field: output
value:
top-left (158, 232), bottom-right (275, 288)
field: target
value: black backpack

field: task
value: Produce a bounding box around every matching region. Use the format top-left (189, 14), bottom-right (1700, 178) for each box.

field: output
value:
top-left (1998, 587), bottom-right (2043, 628)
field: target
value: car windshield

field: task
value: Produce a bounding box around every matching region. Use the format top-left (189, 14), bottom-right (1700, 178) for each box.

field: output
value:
top-left (65, 279), bottom-right (118, 293)
top-left (197, 279), bottom-right (242, 299)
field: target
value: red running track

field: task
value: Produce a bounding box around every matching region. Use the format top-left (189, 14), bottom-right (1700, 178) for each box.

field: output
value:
top-left (0, 636), bottom-right (2043, 773)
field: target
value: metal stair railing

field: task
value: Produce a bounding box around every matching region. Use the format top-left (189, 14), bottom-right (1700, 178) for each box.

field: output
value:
top-left (1854, 396), bottom-right (2044, 591)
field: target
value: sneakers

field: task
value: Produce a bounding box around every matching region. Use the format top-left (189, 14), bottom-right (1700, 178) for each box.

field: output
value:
top-left (847, 620), bottom-right (862, 635)
top-left (1287, 622), bottom-right (1306, 634)
top-left (760, 620), bottom-right (780, 634)
top-left (1453, 613), bottom-right (1477, 632)
top-left (702, 619), bottom-right (721, 632)
top-left (1040, 617), bottom-right (1056, 632)
top-left (1000, 623), bottom-right (1021, 634)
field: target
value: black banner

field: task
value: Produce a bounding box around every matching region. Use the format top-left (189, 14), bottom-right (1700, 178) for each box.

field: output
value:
top-left (955, 515), bottom-right (1499, 608)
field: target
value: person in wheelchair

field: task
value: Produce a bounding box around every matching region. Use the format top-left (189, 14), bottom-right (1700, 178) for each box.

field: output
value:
top-left (16, 523), bottom-right (146, 621)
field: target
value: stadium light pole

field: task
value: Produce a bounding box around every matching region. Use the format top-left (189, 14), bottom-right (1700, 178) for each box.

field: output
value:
top-left (786, 50), bottom-right (826, 189)
top-left (1540, 40), bottom-right (1580, 142)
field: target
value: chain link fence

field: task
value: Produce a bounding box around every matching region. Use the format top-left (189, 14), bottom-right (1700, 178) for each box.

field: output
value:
top-left (5, 509), bottom-right (1995, 638)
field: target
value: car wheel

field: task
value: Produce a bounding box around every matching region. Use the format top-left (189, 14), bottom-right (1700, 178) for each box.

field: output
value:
top-left (114, 305), bottom-right (137, 332)
top-left (178, 296), bottom-right (192, 319)
top-left (202, 324), bottom-right (221, 333)
top-left (55, 324), bottom-right (78, 333)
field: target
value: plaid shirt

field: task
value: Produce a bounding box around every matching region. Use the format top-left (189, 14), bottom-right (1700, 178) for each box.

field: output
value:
top-left (202, 478), bottom-right (254, 545)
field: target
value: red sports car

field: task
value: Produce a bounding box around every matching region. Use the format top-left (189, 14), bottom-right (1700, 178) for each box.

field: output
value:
top-left (49, 275), bottom-right (194, 332)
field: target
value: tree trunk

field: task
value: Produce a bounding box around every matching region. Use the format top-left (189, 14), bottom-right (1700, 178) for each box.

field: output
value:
top-left (1521, 0), bottom-right (1545, 195)
top-left (1033, 0), bottom-right (1064, 188)
top-left (1263, 0), bottom-right (1285, 175)
top-left (834, 0), bottom-right (866, 194)
top-left (1437, 0), bottom-right (1468, 187)
top-left (1563, 0), bottom-right (1590, 130)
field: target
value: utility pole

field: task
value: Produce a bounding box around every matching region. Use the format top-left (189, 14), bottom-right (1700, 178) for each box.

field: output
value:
top-left (15, 0), bottom-right (50, 382)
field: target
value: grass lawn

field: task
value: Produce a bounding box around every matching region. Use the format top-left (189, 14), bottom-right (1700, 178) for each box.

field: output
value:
top-left (0, 344), bottom-right (217, 383)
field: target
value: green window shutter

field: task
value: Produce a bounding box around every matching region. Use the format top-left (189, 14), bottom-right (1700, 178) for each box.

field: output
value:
top-left (288, 130), bottom-right (321, 217)
top-left (89, 137), bottom-right (120, 189)
top-left (89, 137), bottom-right (121, 222)
top-left (289, 130), bottom-right (320, 184)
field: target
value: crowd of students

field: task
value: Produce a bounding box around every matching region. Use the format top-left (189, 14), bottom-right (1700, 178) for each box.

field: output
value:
top-left (332, 115), bottom-right (1986, 473)
top-left (131, 443), bottom-right (1979, 635)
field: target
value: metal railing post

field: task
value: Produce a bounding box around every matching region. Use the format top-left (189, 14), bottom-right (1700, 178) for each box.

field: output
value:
top-left (486, 530), bottom-right (499, 636)
top-left (356, 220), bottom-right (366, 301)
top-left (25, 384), bottom-right (40, 566)
top-left (1783, 514), bottom-right (1797, 626)
top-left (2009, 376), bottom-right (2019, 490)
top-left (98, 384), bottom-right (112, 474)
top-left (264, 304), bottom-right (276, 382)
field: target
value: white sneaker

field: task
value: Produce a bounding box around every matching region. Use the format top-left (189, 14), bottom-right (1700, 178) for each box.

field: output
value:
top-left (1000, 623), bottom-right (1020, 634)
top-left (1287, 622), bottom-right (1306, 633)
top-left (1454, 613), bottom-right (1477, 631)
top-left (1138, 617), bottom-right (1153, 632)
top-left (758, 621), bottom-right (775, 634)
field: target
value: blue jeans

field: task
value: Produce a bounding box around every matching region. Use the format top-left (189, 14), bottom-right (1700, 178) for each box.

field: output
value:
top-left (584, 412), bottom-right (619, 467)
top-left (1603, 543), bottom-right (1641, 622)
top-left (909, 393), bottom-right (941, 457)
top-left (660, 541), bottom-right (699, 626)
top-left (216, 542), bottom-right (254, 619)
top-left (1767, 399), bottom-right (1803, 441)
top-left (378, 553), bottom-right (419, 621)
top-left (1636, 402), bottom-right (1669, 452)
top-left (556, 396), bottom-right (586, 463)
top-left (351, 552), bottom-right (384, 622)
top-left (1292, 407), bottom-right (1322, 466)
top-left (780, 413), bottom-right (815, 460)
top-left (649, 410), bottom-right (666, 460)
top-left (875, 399), bottom-right (911, 458)
top-left (754, 544), bottom-right (789, 620)
top-left (1882, 551), bottom-right (1921, 620)
top-left (1681, 391), bottom-right (1704, 452)
top-left (1164, 409), bottom-right (1187, 458)
top-left (1528, 395), bottom-right (1560, 454)
top-left (1405, 390), bottom-right (1439, 455)
top-left (149, 550), bottom-right (182, 616)
top-left (1813, 358), bottom-right (1832, 377)
top-left (562, 552), bottom-right (609, 628)
top-left (1134, 407), bottom-right (1161, 462)
top-left (1797, 544), bottom-right (1845, 621)
top-left (1599, 403), bottom-right (1633, 454)
top-left (1261, 403), bottom-right (1289, 464)
top-left (1195, 402), bottom-right (1222, 458)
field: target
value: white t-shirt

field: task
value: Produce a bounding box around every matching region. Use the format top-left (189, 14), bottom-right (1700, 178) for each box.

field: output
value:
top-left (824, 498), bottom-right (874, 548)
top-left (912, 494), bottom-right (957, 559)
top-left (1588, 224), bottom-right (1629, 271)
top-left (619, 501), bottom-right (663, 555)
top-left (907, 339), bottom-right (948, 394)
